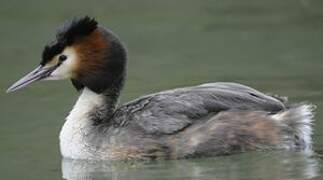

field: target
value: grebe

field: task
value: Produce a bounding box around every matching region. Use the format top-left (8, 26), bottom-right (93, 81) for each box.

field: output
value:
top-left (7, 17), bottom-right (315, 160)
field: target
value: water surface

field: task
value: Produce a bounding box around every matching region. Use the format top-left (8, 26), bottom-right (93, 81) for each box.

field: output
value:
top-left (0, 0), bottom-right (323, 179)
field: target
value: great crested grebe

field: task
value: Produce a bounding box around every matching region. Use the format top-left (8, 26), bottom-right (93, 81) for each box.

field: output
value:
top-left (7, 17), bottom-right (315, 160)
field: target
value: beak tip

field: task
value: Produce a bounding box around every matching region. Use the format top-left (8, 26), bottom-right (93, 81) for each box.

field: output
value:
top-left (6, 86), bottom-right (15, 93)
top-left (6, 65), bottom-right (49, 94)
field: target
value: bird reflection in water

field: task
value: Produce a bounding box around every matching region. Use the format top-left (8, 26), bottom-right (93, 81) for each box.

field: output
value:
top-left (62, 152), bottom-right (320, 180)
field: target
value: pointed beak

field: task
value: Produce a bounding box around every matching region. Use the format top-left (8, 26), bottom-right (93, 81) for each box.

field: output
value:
top-left (6, 65), bottom-right (57, 93)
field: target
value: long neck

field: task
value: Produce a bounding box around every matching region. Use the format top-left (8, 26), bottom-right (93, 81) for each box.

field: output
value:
top-left (68, 86), bottom-right (120, 126)
top-left (93, 86), bottom-right (121, 124)
top-left (60, 86), bottom-right (120, 159)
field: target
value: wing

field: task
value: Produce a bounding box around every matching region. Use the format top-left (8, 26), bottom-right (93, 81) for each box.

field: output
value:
top-left (114, 82), bottom-right (286, 135)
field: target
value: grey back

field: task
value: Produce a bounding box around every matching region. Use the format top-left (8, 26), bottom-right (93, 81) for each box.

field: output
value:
top-left (114, 82), bottom-right (285, 135)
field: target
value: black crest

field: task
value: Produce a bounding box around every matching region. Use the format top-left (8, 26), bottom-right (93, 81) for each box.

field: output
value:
top-left (56, 16), bottom-right (98, 45)
top-left (41, 16), bottom-right (98, 65)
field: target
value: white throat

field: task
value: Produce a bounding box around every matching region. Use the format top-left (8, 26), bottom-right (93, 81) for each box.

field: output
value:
top-left (66, 88), bottom-right (104, 122)
top-left (59, 88), bottom-right (105, 159)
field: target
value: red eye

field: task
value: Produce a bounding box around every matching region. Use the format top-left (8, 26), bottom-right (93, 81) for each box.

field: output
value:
top-left (59, 55), bottom-right (67, 62)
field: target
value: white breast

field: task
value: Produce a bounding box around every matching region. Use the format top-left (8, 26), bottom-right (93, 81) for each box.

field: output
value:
top-left (59, 88), bottom-right (104, 159)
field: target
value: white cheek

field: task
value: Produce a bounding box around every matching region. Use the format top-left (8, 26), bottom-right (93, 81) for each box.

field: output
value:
top-left (46, 47), bottom-right (78, 80)
top-left (49, 61), bottom-right (74, 80)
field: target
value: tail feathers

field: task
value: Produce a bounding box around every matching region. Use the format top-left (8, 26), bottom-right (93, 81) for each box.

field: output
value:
top-left (271, 104), bottom-right (315, 152)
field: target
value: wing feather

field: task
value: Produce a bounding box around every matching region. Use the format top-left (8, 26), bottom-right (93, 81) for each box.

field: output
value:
top-left (116, 83), bottom-right (285, 135)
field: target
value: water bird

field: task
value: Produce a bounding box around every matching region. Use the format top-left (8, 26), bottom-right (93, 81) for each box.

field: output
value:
top-left (7, 17), bottom-right (315, 160)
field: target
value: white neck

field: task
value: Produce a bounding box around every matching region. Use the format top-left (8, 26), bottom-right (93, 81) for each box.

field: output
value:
top-left (67, 88), bottom-right (105, 123)
top-left (59, 88), bottom-right (105, 159)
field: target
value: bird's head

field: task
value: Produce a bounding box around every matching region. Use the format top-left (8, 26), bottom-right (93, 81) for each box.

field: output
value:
top-left (7, 16), bottom-right (127, 94)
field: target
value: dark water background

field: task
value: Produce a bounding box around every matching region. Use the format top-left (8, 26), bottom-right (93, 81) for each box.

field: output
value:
top-left (0, 0), bottom-right (323, 179)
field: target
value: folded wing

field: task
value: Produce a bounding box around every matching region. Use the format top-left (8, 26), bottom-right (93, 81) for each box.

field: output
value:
top-left (116, 82), bottom-right (286, 135)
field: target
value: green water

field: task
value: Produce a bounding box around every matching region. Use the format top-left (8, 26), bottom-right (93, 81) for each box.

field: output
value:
top-left (1, 0), bottom-right (323, 179)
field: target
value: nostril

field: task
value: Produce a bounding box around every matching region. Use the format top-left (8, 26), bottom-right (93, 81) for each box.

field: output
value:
top-left (249, 93), bottom-right (261, 98)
